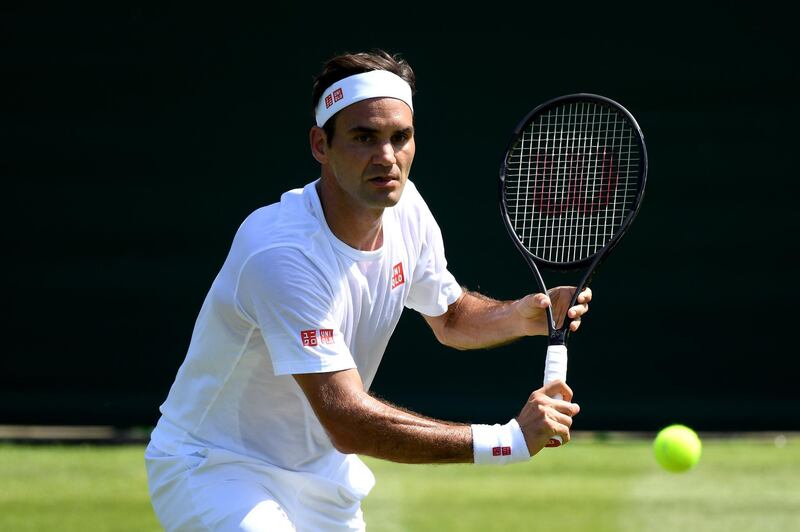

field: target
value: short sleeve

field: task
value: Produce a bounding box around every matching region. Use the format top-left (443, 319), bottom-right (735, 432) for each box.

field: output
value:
top-left (235, 247), bottom-right (356, 376)
top-left (404, 198), bottom-right (463, 317)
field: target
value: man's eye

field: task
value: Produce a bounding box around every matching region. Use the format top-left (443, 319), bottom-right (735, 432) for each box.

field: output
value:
top-left (392, 133), bottom-right (408, 144)
top-left (355, 135), bottom-right (372, 143)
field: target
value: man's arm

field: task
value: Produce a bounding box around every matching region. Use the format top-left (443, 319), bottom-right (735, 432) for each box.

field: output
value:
top-left (294, 369), bottom-right (578, 463)
top-left (423, 287), bottom-right (592, 350)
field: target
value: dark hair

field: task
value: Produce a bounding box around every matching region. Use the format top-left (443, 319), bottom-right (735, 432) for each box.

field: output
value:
top-left (311, 49), bottom-right (416, 143)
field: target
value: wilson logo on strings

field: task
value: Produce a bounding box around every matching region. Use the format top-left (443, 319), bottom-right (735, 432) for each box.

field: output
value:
top-left (531, 147), bottom-right (620, 216)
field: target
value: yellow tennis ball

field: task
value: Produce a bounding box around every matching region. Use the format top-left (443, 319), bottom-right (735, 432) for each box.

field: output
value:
top-left (653, 424), bottom-right (702, 472)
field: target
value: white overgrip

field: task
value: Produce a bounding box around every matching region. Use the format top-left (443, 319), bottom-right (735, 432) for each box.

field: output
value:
top-left (543, 344), bottom-right (568, 446)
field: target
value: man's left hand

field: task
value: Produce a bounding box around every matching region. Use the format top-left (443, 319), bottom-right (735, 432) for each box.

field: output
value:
top-left (515, 286), bottom-right (592, 336)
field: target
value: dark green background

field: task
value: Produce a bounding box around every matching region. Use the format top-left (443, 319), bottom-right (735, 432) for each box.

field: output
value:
top-left (5, 8), bottom-right (798, 431)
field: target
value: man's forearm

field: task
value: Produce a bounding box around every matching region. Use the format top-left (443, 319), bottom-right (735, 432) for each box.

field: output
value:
top-left (296, 369), bottom-right (474, 463)
top-left (326, 390), bottom-right (473, 463)
top-left (435, 291), bottom-right (529, 350)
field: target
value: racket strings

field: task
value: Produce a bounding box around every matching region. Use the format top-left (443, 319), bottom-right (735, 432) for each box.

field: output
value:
top-left (505, 102), bottom-right (641, 264)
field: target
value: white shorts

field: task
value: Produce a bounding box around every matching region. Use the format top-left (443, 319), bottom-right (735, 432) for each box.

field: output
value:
top-left (145, 442), bottom-right (367, 531)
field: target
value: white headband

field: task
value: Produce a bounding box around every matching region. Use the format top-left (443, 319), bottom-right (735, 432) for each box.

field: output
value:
top-left (315, 70), bottom-right (414, 127)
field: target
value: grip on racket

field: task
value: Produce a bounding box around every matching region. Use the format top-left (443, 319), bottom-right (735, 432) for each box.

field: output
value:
top-left (543, 344), bottom-right (568, 447)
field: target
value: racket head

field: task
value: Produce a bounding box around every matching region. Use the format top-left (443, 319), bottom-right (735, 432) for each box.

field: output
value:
top-left (499, 93), bottom-right (647, 271)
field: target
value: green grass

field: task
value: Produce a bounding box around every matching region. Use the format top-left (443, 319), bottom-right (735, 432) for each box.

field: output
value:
top-left (0, 444), bottom-right (160, 532)
top-left (363, 435), bottom-right (800, 531)
top-left (1, 436), bottom-right (798, 531)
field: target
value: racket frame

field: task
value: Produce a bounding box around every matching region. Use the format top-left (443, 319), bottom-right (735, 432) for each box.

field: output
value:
top-left (498, 93), bottom-right (648, 346)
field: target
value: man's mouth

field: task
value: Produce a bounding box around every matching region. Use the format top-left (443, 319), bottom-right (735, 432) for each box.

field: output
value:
top-left (368, 176), bottom-right (397, 184)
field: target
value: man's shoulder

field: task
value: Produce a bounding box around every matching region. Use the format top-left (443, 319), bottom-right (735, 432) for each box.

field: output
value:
top-left (236, 185), bottom-right (321, 248)
top-left (227, 183), bottom-right (338, 278)
top-left (393, 179), bottom-right (437, 227)
top-left (399, 179), bottom-right (424, 205)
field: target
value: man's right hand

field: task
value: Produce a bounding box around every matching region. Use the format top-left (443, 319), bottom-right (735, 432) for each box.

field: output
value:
top-left (516, 380), bottom-right (580, 456)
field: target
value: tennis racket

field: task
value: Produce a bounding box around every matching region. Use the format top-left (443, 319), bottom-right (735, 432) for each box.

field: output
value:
top-left (499, 93), bottom-right (647, 446)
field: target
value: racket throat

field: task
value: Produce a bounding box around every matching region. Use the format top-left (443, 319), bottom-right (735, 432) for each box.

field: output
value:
top-left (545, 306), bottom-right (568, 346)
top-left (548, 329), bottom-right (567, 346)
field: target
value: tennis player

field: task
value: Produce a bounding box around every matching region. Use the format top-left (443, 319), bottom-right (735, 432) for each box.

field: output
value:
top-left (145, 49), bottom-right (591, 531)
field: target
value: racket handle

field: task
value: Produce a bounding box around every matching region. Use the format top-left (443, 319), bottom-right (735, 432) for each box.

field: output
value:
top-left (543, 344), bottom-right (568, 447)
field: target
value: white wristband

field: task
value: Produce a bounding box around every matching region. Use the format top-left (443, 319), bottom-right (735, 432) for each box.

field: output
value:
top-left (471, 418), bottom-right (531, 465)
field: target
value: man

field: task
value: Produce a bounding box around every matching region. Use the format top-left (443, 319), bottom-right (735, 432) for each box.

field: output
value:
top-left (146, 50), bottom-right (591, 531)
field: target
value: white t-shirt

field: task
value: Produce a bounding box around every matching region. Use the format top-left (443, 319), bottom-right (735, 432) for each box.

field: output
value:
top-left (150, 179), bottom-right (462, 501)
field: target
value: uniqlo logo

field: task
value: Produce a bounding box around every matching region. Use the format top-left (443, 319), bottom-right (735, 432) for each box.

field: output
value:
top-left (492, 446), bottom-right (511, 456)
top-left (319, 329), bottom-right (334, 344)
top-left (300, 329), bottom-right (318, 347)
top-left (324, 94), bottom-right (334, 108)
top-left (332, 88), bottom-right (343, 103)
top-left (391, 263), bottom-right (405, 289)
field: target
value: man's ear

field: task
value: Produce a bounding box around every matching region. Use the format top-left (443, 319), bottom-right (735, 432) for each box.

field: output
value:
top-left (310, 126), bottom-right (329, 164)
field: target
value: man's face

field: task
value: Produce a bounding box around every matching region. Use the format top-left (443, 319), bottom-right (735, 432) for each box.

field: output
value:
top-left (320, 97), bottom-right (415, 211)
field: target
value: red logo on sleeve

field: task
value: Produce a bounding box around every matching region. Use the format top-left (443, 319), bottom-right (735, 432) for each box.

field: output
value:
top-left (300, 330), bottom-right (318, 347)
top-left (332, 88), bottom-right (344, 102)
top-left (301, 329), bottom-right (335, 347)
top-left (319, 329), bottom-right (334, 344)
top-left (391, 263), bottom-right (405, 289)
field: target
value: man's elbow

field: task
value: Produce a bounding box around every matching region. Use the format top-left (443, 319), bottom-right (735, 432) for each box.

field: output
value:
top-left (328, 430), bottom-right (360, 455)
top-left (427, 302), bottom-right (470, 351)
top-left (324, 421), bottom-right (367, 455)
top-left (316, 401), bottom-right (371, 454)
top-left (440, 336), bottom-right (469, 351)
top-left (431, 326), bottom-right (469, 351)
top-left (295, 370), bottom-right (377, 455)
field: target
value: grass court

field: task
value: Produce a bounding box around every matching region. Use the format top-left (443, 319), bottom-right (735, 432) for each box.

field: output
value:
top-left (1, 435), bottom-right (797, 531)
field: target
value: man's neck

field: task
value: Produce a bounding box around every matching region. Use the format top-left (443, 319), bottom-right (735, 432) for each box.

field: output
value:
top-left (316, 179), bottom-right (384, 252)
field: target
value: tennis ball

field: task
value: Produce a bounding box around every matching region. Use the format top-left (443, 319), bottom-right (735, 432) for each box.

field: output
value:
top-left (653, 424), bottom-right (702, 472)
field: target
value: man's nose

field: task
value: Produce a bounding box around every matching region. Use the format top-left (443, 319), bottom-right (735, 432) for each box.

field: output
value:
top-left (373, 140), bottom-right (397, 166)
